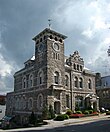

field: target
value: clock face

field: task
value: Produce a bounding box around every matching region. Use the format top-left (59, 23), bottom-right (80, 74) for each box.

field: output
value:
top-left (53, 42), bottom-right (59, 51)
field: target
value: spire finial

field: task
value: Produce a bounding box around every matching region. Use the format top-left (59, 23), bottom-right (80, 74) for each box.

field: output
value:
top-left (48, 19), bottom-right (52, 29)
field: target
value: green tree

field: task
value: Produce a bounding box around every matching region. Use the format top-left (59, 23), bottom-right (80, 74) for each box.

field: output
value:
top-left (29, 111), bottom-right (36, 125)
top-left (42, 105), bottom-right (49, 120)
top-left (49, 105), bottom-right (55, 119)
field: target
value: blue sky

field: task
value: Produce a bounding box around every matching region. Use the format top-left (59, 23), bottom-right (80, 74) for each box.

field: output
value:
top-left (0, 0), bottom-right (110, 94)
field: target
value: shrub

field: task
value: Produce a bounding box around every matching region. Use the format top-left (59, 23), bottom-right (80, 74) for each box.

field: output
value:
top-left (54, 114), bottom-right (69, 121)
top-left (66, 109), bottom-right (73, 115)
top-left (76, 111), bottom-right (82, 114)
top-left (106, 111), bottom-right (110, 115)
top-left (83, 110), bottom-right (89, 115)
top-left (63, 114), bottom-right (69, 120)
top-left (89, 110), bottom-right (93, 114)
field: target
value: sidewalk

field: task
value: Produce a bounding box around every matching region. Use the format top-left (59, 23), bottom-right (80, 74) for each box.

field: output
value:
top-left (1, 114), bottom-right (110, 132)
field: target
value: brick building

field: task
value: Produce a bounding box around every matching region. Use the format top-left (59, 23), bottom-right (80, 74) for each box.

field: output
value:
top-left (6, 28), bottom-right (99, 124)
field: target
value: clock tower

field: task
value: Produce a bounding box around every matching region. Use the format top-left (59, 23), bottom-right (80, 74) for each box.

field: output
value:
top-left (33, 28), bottom-right (67, 113)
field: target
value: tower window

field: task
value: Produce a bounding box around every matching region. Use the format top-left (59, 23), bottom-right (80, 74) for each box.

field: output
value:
top-left (59, 39), bottom-right (62, 43)
top-left (65, 75), bottom-right (69, 86)
top-left (79, 78), bottom-right (83, 88)
top-left (54, 71), bottom-right (59, 84)
top-left (88, 79), bottom-right (92, 89)
top-left (55, 37), bottom-right (58, 41)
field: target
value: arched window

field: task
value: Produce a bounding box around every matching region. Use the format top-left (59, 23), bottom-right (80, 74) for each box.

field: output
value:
top-left (39, 71), bottom-right (43, 84)
top-left (29, 74), bottom-right (33, 87)
top-left (54, 71), bottom-right (59, 84)
top-left (77, 64), bottom-right (79, 71)
top-left (88, 79), bottom-right (92, 89)
top-left (74, 63), bottom-right (76, 70)
top-left (37, 94), bottom-right (43, 109)
top-left (74, 77), bottom-right (78, 87)
top-left (80, 65), bottom-right (83, 71)
top-left (23, 76), bottom-right (26, 88)
top-left (55, 37), bottom-right (58, 41)
top-left (65, 75), bottom-right (69, 86)
top-left (79, 78), bottom-right (83, 88)
top-left (28, 98), bottom-right (33, 110)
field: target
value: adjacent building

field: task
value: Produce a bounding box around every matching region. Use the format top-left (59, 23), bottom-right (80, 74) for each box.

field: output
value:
top-left (6, 28), bottom-right (99, 124)
top-left (96, 73), bottom-right (110, 109)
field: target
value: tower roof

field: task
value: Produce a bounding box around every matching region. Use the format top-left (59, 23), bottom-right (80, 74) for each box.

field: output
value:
top-left (32, 28), bottom-right (67, 41)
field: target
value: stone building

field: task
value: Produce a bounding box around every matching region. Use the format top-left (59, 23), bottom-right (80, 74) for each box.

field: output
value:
top-left (6, 28), bottom-right (99, 124)
top-left (96, 73), bottom-right (110, 109)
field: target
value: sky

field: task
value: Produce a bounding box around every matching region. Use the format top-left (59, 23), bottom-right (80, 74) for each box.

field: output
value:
top-left (0, 0), bottom-right (110, 94)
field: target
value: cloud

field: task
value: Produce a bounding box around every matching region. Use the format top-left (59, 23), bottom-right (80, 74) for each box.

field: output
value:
top-left (0, 0), bottom-right (110, 94)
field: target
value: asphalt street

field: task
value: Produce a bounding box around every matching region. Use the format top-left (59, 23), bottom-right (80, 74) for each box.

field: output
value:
top-left (11, 117), bottom-right (110, 132)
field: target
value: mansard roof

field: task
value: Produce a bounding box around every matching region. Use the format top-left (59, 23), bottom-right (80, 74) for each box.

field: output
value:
top-left (32, 28), bottom-right (67, 41)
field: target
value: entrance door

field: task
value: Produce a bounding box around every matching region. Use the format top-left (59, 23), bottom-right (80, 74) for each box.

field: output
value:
top-left (54, 102), bottom-right (60, 114)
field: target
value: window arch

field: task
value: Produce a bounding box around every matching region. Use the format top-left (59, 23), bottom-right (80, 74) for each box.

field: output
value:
top-left (65, 75), bottom-right (69, 86)
top-left (37, 93), bottom-right (43, 109)
top-left (22, 76), bottom-right (26, 88)
top-left (54, 71), bottom-right (59, 84)
top-left (79, 78), bottom-right (83, 88)
top-left (74, 77), bottom-right (78, 87)
top-left (39, 71), bottom-right (43, 85)
top-left (88, 79), bottom-right (92, 89)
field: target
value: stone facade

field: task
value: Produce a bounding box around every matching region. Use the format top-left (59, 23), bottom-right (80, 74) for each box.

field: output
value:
top-left (6, 28), bottom-right (99, 124)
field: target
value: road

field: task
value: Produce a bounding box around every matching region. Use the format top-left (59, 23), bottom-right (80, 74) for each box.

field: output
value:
top-left (20, 118), bottom-right (110, 132)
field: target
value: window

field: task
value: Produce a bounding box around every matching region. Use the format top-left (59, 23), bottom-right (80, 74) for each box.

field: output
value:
top-left (80, 65), bottom-right (83, 71)
top-left (59, 38), bottom-right (62, 43)
top-left (39, 71), bottom-right (43, 84)
top-left (66, 95), bottom-right (69, 108)
top-left (54, 71), bottom-right (59, 84)
top-left (77, 64), bottom-right (79, 71)
top-left (79, 78), bottom-right (83, 88)
top-left (74, 63), bottom-right (76, 70)
top-left (88, 79), bottom-right (92, 89)
top-left (65, 75), bottom-right (69, 86)
top-left (37, 94), bottom-right (43, 109)
top-left (23, 77), bottom-right (26, 88)
top-left (55, 37), bottom-right (58, 41)
top-left (74, 77), bottom-right (78, 87)
top-left (49, 35), bottom-right (53, 39)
